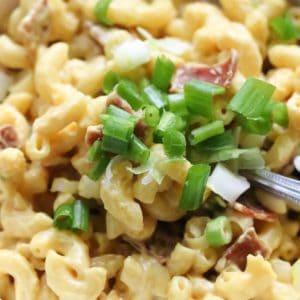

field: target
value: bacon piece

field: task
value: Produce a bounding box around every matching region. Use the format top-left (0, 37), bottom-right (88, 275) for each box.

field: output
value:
top-left (0, 125), bottom-right (19, 149)
top-left (231, 198), bottom-right (277, 222)
top-left (223, 227), bottom-right (269, 270)
top-left (85, 125), bottom-right (103, 146)
top-left (107, 93), bottom-right (135, 114)
top-left (170, 50), bottom-right (238, 92)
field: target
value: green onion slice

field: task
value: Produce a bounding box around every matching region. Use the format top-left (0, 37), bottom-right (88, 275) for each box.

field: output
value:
top-left (163, 130), bottom-right (186, 158)
top-left (179, 164), bottom-right (211, 211)
top-left (270, 13), bottom-right (300, 41)
top-left (88, 140), bottom-right (103, 162)
top-left (185, 79), bottom-right (225, 119)
top-left (103, 71), bottom-right (120, 94)
top-left (144, 105), bottom-right (160, 128)
top-left (116, 80), bottom-right (143, 110)
top-left (72, 200), bottom-right (90, 232)
top-left (151, 56), bottom-right (176, 92)
top-left (95, 0), bottom-right (113, 26)
top-left (189, 120), bottom-right (225, 146)
top-left (142, 85), bottom-right (166, 109)
top-left (168, 94), bottom-right (188, 117)
top-left (204, 216), bottom-right (232, 247)
top-left (53, 203), bottom-right (73, 230)
top-left (88, 153), bottom-right (110, 181)
top-left (107, 105), bottom-right (138, 124)
top-left (196, 131), bottom-right (235, 151)
top-left (155, 111), bottom-right (177, 139)
top-left (272, 102), bottom-right (289, 128)
top-left (127, 135), bottom-right (150, 164)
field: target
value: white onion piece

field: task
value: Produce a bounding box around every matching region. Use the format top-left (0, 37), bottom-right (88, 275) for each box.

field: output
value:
top-left (113, 39), bottom-right (151, 72)
top-left (0, 71), bottom-right (12, 101)
top-left (294, 156), bottom-right (300, 173)
top-left (207, 163), bottom-right (250, 203)
top-left (155, 37), bottom-right (191, 56)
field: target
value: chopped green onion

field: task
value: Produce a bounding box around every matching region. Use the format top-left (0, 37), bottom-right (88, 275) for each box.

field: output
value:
top-left (228, 78), bottom-right (275, 118)
top-left (163, 130), bottom-right (186, 158)
top-left (151, 56), bottom-right (176, 92)
top-left (88, 153), bottom-right (110, 181)
top-left (179, 164), bottom-right (211, 211)
top-left (270, 13), bottom-right (300, 41)
top-left (238, 148), bottom-right (265, 170)
top-left (103, 71), bottom-right (120, 94)
top-left (72, 200), bottom-right (90, 232)
top-left (238, 114), bottom-right (272, 135)
top-left (139, 78), bottom-right (150, 90)
top-left (142, 85), bottom-right (166, 109)
top-left (88, 140), bottom-right (103, 162)
top-left (102, 116), bottom-right (135, 154)
top-left (127, 135), bottom-right (150, 164)
top-left (196, 131), bottom-right (235, 151)
top-left (155, 111), bottom-right (177, 139)
top-left (203, 194), bottom-right (227, 215)
top-left (272, 102), bottom-right (289, 128)
top-left (168, 94), bottom-right (188, 117)
top-left (189, 120), bottom-right (225, 146)
top-left (185, 79), bottom-right (225, 119)
top-left (204, 216), bottom-right (232, 247)
top-left (116, 80), bottom-right (143, 110)
top-left (95, 0), bottom-right (113, 26)
top-left (144, 105), bottom-right (160, 127)
top-left (53, 203), bottom-right (73, 230)
top-left (107, 105), bottom-right (138, 124)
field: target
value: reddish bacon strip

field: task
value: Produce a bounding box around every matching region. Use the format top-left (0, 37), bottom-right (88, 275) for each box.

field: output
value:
top-left (0, 125), bottom-right (19, 149)
top-left (170, 50), bottom-right (238, 92)
top-left (85, 125), bottom-right (103, 146)
top-left (223, 227), bottom-right (269, 270)
top-left (231, 198), bottom-right (277, 222)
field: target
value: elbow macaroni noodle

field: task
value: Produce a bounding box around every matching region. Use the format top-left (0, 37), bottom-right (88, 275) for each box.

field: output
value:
top-left (0, 0), bottom-right (299, 299)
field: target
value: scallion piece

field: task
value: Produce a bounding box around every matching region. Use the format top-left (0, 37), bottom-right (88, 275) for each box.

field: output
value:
top-left (116, 80), bottom-right (143, 110)
top-left (155, 111), bottom-right (177, 139)
top-left (238, 114), bottom-right (272, 135)
top-left (102, 116), bottom-right (135, 154)
top-left (272, 102), bottom-right (289, 128)
top-left (151, 56), bottom-right (176, 92)
top-left (168, 94), bottom-right (188, 117)
top-left (95, 0), bottom-right (113, 26)
top-left (107, 105), bottom-right (138, 124)
top-left (204, 216), bottom-right (232, 247)
top-left (88, 140), bottom-right (103, 162)
top-left (88, 153), bottom-right (110, 181)
top-left (185, 79), bottom-right (225, 119)
top-left (228, 78), bottom-right (275, 118)
top-left (127, 135), bottom-right (150, 164)
top-left (196, 131), bottom-right (235, 151)
top-left (179, 164), bottom-right (211, 211)
top-left (53, 203), bottom-right (73, 230)
top-left (144, 105), bottom-right (160, 127)
top-left (72, 200), bottom-right (90, 232)
top-left (163, 130), bottom-right (186, 158)
top-left (103, 71), bottom-right (120, 94)
top-left (142, 85), bottom-right (166, 109)
top-left (270, 13), bottom-right (300, 41)
top-left (189, 120), bottom-right (224, 146)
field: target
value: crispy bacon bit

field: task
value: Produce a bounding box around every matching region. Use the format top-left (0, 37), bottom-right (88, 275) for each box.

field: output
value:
top-left (0, 125), bottom-right (19, 149)
top-left (85, 125), bottom-right (103, 146)
top-left (223, 227), bottom-right (269, 270)
top-left (170, 50), bottom-right (238, 92)
top-left (134, 120), bottom-right (147, 139)
top-left (231, 198), bottom-right (277, 222)
top-left (18, 0), bottom-right (50, 49)
top-left (107, 93), bottom-right (135, 114)
top-left (84, 21), bottom-right (108, 48)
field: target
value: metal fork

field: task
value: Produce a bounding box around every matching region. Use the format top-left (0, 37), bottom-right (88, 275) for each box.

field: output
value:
top-left (242, 169), bottom-right (300, 207)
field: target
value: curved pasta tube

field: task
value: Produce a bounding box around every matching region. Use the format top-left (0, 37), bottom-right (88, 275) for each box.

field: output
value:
top-left (37, 275), bottom-right (59, 300)
top-left (35, 43), bottom-right (69, 104)
top-left (287, 93), bottom-right (300, 131)
top-left (107, 0), bottom-right (176, 34)
top-left (30, 228), bottom-right (107, 300)
top-left (100, 158), bottom-right (144, 232)
top-left (0, 181), bottom-right (52, 239)
top-left (168, 276), bottom-right (192, 300)
top-left (0, 34), bottom-right (30, 69)
top-left (269, 45), bottom-right (300, 69)
top-left (0, 104), bottom-right (30, 147)
top-left (0, 249), bottom-right (39, 300)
